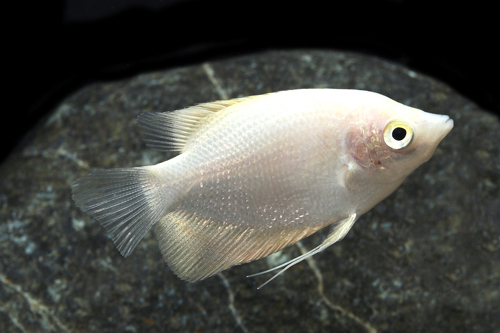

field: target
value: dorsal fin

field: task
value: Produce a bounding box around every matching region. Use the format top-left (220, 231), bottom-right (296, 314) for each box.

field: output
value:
top-left (137, 95), bottom-right (262, 153)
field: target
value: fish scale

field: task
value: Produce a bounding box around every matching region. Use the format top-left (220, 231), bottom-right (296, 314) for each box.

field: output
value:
top-left (72, 89), bottom-right (453, 287)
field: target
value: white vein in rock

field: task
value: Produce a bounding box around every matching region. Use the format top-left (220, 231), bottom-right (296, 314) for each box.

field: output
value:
top-left (203, 63), bottom-right (229, 100)
top-left (218, 273), bottom-right (249, 333)
top-left (0, 272), bottom-right (71, 332)
top-left (296, 241), bottom-right (377, 333)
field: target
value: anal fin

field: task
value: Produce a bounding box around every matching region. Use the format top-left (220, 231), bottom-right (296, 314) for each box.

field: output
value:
top-left (154, 209), bottom-right (321, 282)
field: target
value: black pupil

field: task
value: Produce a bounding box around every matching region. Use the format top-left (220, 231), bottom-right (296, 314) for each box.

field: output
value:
top-left (392, 127), bottom-right (407, 141)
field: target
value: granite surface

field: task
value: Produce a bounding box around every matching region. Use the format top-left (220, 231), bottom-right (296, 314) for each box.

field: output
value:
top-left (1, 50), bottom-right (499, 332)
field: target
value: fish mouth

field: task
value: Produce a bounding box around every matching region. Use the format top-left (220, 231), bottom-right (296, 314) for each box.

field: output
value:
top-left (443, 116), bottom-right (454, 135)
top-left (421, 114), bottom-right (454, 144)
top-left (433, 115), bottom-right (454, 144)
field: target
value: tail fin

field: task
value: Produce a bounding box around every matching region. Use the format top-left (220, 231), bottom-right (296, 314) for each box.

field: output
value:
top-left (72, 167), bottom-right (169, 257)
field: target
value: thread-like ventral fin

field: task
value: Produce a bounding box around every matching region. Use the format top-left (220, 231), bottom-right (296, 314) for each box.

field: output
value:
top-left (137, 95), bottom-right (266, 153)
top-left (72, 167), bottom-right (168, 257)
top-left (154, 209), bottom-right (320, 282)
top-left (247, 213), bottom-right (358, 288)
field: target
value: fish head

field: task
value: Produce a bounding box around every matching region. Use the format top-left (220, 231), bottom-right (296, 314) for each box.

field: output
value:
top-left (343, 94), bottom-right (454, 181)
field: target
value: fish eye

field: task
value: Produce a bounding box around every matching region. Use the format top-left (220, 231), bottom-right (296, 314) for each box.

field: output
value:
top-left (383, 120), bottom-right (414, 150)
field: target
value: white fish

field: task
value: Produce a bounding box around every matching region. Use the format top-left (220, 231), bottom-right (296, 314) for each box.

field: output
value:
top-left (72, 89), bottom-right (453, 287)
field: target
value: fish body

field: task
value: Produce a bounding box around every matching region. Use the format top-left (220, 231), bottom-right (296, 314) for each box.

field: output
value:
top-left (72, 89), bottom-right (453, 284)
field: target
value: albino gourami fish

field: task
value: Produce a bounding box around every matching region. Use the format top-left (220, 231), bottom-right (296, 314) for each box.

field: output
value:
top-left (72, 89), bottom-right (453, 287)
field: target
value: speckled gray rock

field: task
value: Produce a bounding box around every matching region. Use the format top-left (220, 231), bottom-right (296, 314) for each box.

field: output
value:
top-left (1, 50), bottom-right (499, 333)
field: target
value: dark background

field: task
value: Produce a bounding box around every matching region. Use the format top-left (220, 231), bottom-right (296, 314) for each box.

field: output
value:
top-left (5, 0), bottom-right (498, 164)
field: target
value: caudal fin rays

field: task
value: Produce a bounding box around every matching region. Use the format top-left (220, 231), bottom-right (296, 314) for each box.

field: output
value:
top-left (72, 167), bottom-right (169, 257)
